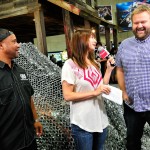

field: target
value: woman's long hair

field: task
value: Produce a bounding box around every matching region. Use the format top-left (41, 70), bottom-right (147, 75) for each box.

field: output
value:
top-left (71, 28), bottom-right (99, 70)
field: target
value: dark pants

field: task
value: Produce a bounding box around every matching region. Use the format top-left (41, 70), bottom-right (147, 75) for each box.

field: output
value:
top-left (123, 103), bottom-right (150, 150)
top-left (21, 139), bottom-right (37, 150)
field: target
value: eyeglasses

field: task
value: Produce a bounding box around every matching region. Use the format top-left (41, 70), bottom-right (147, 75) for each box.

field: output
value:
top-left (0, 29), bottom-right (14, 42)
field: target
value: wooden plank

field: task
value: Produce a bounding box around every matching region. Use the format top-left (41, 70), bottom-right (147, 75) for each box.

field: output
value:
top-left (0, 3), bottom-right (14, 11)
top-left (84, 20), bottom-right (90, 29)
top-left (105, 26), bottom-right (111, 51)
top-left (95, 24), bottom-right (100, 42)
top-left (34, 7), bottom-right (48, 56)
top-left (47, 0), bottom-right (80, 15)
top-left (62, 9), bottom-right (73, 58)
top-left (79, 10), bottom-right (101, 24)
top-left (113, 28), bottom-right (118, 49)
top-left (0, 3), bottom-right (41, 19)
top-left (14, 0), bottom-right (38, 7)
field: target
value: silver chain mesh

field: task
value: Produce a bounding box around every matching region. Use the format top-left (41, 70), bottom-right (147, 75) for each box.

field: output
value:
top-left (14, 42), bottom-right (150, 150)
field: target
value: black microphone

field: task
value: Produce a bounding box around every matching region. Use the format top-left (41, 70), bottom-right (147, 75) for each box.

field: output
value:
top-left (98, 46), bottom-right (115, 66)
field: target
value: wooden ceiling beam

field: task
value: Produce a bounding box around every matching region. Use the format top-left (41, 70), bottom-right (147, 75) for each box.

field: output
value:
top-left (47, 0), bottom-right (80, 15)
top-left (0, 2), bottom-right (41, 19)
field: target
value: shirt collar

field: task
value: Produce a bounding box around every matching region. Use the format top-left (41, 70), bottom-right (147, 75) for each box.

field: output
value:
top-left (0, 61), bottom-right (5, 68)
top-left (0, 60), bottom-right (15, 68)
top-left (135, 35), bottom-right (150, 43)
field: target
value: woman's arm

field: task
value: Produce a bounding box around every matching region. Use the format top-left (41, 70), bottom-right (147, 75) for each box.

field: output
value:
top-left (62, 80), bottom-right (111, 102)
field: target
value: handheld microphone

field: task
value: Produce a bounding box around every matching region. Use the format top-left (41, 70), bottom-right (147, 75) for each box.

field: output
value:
top-left (98, 46), bottom-right (115, 66)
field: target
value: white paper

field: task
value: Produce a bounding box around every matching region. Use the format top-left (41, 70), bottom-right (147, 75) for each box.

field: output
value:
top-left (102, 85), bottom-right (123, 105)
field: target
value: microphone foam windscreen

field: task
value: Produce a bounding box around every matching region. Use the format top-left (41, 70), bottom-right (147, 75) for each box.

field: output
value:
top-left (99, 49), bottom-right (109, 59)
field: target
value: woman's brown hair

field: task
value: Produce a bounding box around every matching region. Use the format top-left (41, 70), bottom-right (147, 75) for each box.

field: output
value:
top-left (71, 28), bottom-right (99, 70)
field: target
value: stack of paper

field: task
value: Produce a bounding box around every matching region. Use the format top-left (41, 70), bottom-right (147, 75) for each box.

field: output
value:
top-left (102, 85), bottom-right (123, 105)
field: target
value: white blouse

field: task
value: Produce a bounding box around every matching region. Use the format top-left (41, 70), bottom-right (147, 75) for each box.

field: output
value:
top-left (61, 59), bottom-right (109, 132)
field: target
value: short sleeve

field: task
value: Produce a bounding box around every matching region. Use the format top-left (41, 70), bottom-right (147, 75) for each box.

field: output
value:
top-left (61, 59), bottom-right (75, 85)
top-left (115, 44), bottom-right (123, 67)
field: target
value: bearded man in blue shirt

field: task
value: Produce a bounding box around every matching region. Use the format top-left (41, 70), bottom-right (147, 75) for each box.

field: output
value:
top-left (116, 5), bottom-right (150, 150)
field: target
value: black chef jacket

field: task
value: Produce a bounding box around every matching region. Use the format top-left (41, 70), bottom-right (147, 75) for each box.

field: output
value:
top-left (0, 61), bottom-right (35, 150)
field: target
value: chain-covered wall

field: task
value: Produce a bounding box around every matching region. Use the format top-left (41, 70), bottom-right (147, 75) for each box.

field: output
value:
top-left (15, 43), bottom-right (150, 150)
top-left (15, 43), bottom-right (75, 150)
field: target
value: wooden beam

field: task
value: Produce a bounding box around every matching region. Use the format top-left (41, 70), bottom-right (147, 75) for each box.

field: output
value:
top-left (62, 9), bottom-right (73, 58)
top-left (34, 7), bottom-right (48, 56)
top-left (113, 29), bottom-right (118, 49)
top-left (47, 0), bottom-right (117, 30)
top-left (79, 10), bottom-right (100, 24)
top-left (105, 26), bottom-right (111, 51)
top-left (96, 24), bottom-right (100, 42)
top-left (0, 3), bottom-right (41, 19)
top-left (84, 20), bottom-right (90, 29)
top-left (47, 0), bottom-right (80, 15)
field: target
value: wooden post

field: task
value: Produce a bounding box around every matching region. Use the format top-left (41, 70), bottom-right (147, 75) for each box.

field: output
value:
top-left (84, 19), bottom-right (90, 29)
top-left (96, 24), bottom-right (100, 42)
top-left (105, 26), bottom-right (110, 51)
top-left (113, 28), bottom-right (118, 49)
top-left (34, 7), bottom-right (48, 56)
top-left (62, 9), bottom-right (73, 58)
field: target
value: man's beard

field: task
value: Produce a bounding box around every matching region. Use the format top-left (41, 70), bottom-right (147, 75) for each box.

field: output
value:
top-left (133, 27), bottom-right (150, 40)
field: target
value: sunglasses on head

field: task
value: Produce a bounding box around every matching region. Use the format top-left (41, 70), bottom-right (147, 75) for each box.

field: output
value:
top-left (0, 29), bottom-right (14, 42)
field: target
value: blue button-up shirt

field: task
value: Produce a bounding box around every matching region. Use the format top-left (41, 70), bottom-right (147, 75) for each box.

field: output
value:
top-left (116, 35), bottom-right (150, 112)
